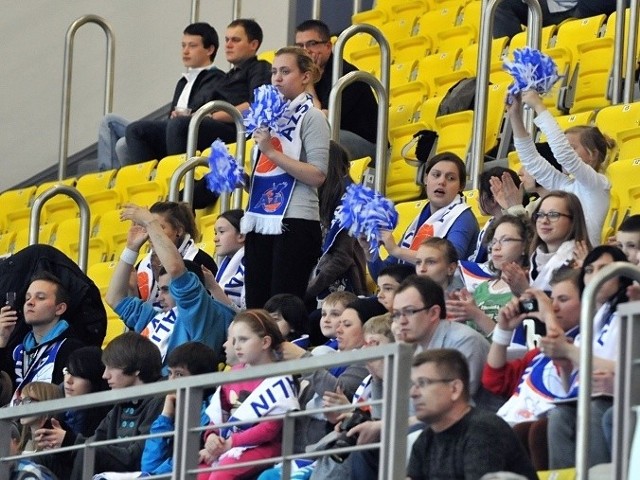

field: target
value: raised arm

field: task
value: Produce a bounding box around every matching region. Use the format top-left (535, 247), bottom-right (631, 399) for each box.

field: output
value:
top-left (120, 204), bottom-right (187, 279)
top-left (106, 223), bottom-right (148, 309)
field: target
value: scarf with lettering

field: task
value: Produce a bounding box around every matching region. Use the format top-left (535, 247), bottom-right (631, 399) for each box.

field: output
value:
top-left (215, 247), bottom-right (245, 310)
top-left (401, 195), bottom-right (471, 251)
top-left (241, 92), bottom-right (312, 235)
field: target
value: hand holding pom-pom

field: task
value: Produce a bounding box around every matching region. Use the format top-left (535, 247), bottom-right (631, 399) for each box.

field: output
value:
top-left (504, 47), bottom-right (560, 103)
top-left (243, 84), bottom-right (289, 134)
top-left (334, 184), bottom-right (398, 258)
top-left (204, 139), bottom-right (244, 194)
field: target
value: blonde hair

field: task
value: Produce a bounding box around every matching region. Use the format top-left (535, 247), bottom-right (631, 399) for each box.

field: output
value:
top-left (565, 125), bottom-right (615, 172)
top-left (363, 314), bottom-right (395, 343)
top-left (275, 46), bottom-right (321, 83)
top-left (18, 382), bottom-right (64, 451)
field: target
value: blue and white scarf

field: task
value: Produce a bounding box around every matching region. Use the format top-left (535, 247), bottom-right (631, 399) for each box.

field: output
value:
top-left (401, 195), bottom-right (471, 251)
top-left (497, 325), bottom-right (579, 424)
top-left (241, 93), bottom-right (312, 235)
top-left (215, 247), bottom-right (245, 310)
top-left (204, 374), bottom-right (299, 460)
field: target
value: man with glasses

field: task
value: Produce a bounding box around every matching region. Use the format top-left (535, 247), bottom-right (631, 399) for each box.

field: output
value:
top-left (349, 275), bottom-right (492, 478)
top-left (294, 20), bottom-right (379, 161)
top-left (407, 349), bottom-right (537, 479)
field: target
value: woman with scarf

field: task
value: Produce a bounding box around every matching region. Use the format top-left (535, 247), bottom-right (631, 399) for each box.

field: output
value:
top-left (136, 201), bottom-right (218, 307)
top-left (242, 47), bottom-right (330, 309)
top-left (362, 152), bottom-right (479, 281)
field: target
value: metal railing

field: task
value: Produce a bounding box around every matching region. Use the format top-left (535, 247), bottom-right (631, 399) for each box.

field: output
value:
top-left (612, 300), bottom-right (640, 480)
top-left (577, 262), bottom-right (640, 480)
top-left (190, 0), bottom-right (241, 22)
top-left (58, 15), bottom-right (115, 180)
top-left (329, 72), bottom-right (389, 194)
top-left (622, 0), bottom-right (640, 103)
top-left (174, 100), bottom-right (246, 211)
top-left (0, 343), bottom-right (413, 480)
top-left (469, 0), bottom-right (542, 190)
top-left (28, 185), bottom-right (91, 273)
top-left (332, 24), bottom-right (390, 194)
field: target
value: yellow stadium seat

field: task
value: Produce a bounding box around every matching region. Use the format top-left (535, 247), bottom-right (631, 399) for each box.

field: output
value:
top-left (386, 124), bottom-right (427, 203)
top-left (155, 155), bottom-right (187, 197)
top-left (343, 32), bottom-right (376, 66)
top-left (52, 217), bottom-right (106, 266)
top-left (11, 223), bottom-right (57, 254)
top-left (508, 24), bottom-right (557, 52)
top-left (103, 302), bottom-right (126, 348)
top-left (352, 0), bottom-right (430, 27)
top-left (536, 468), bottom-right (575, 480)
top-left (393, 199), bottom-right (429, 246)
top-left (435, 81), bottom-right (509, 160)
top-left (257, 49), bottom-right (275, 64)
top-left (604, 9), bottom-right (640, 78)
top-left (198, 212), bottom-right (218, 246)
top-left (569, 37), bottom-right (614, 114)
top-left (125, 181), bottom-right (165, 208)
top-left (463, 189), bottom-right (491, 227)
top-left (594, 102), bottom-right (640, 162)
top-left (349, 156), bottom-right (372, 184)
top-left (6, 179), bottom-right (77, 232)
top-left (0, 186), bottom-right (37, 234)
top-left (112, 160), bottom-right (158, 205)
top-left (0, 231), bottom-right (16, 257)
top-left (395, 4), bottom-right (462, 58)
top-left (616, 127), bottom-right (640, 163)
top-left (87, 261), bottom-right (118, 296)
top-left (435, 0), bottom-right (482, 54)
top-left (95, 209), bottom-right (131, 260)
top-left (537, 110), bottom-right (596, 143)
top-left (461, 38), bottom-right (510, 82)
top-left (507, 150), bottom-right (522, 173)
top-left (601, 190), bottom-right (620, 243)
top-left (606, 157), bottom-right (640, 230)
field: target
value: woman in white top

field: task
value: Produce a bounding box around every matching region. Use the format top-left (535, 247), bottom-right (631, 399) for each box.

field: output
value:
top-left (507, 90), bottom-right (613, 246)
top-left (505, 191), bottom-right (591, 296)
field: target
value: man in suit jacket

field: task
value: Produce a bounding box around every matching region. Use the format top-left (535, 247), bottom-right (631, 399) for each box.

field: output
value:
top-left (97, 22), bottom-right (224, 170)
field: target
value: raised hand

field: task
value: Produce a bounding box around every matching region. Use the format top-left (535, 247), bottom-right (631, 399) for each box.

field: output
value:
top-left (501, 262), bottom-right (530, 296)
top-left (0, 305), bottom-right (18, 348)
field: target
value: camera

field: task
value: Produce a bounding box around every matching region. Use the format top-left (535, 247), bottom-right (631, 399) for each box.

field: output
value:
top-left (518, 298), bottom-right (538, 314)
top-left (328, 408), bottom-right (371, 462)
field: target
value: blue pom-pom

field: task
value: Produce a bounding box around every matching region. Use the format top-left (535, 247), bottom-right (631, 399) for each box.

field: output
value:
top-left (243, 84), bottom-right (289, 134)
top-left (334, 184), bottom-right (398, 256)
top-left (504, 47), bottom-right (560, 100)
top-left (204, 140), bottom-right (244, 194)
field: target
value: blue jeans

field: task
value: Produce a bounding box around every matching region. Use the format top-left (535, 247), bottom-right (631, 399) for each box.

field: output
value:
top-left (98, 113), bottom-right (132, 170)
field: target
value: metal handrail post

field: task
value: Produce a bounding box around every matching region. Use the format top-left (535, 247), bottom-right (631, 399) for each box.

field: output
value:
top-left (190, 0), bottom-right (200, 22)
top-left (611, 0), bottom-right (627, 103)
top-left (352, 0), bottom-right (362, 15)
top-left (312, 0), bottom-right (321, 19)
top-left (333, 23), bottom-right (390, 94)
top-left (469, 0), bottom-right (541, 190)
top-left (181, 100), bottom-right (246, 209)
top-left (624, 0), bottom-right (640, 102)
top-left (29, 185), bottom-right (91, 272)
top-left (58, 15), bottom-right (115, 180)
top-left (328, 72), bottom-right (389, 194)
top-left (232, 0), bottom-right (242, 20)
top-left (577, 262), bottom-right (640, 480)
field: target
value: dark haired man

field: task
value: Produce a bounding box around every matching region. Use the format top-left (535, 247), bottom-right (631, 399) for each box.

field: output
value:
top-left (407, 349), bottom-right (537, 479)
top-left (106, 204), bottom-right (234, 368)
top-left (295, 19), bottom-right (379, 161)
top-left (125, 18), bottom-right (271, 166)
top-left (0, 271), bottom-right (84, 396)
top-left (98, 22), bottom-right (224, 170)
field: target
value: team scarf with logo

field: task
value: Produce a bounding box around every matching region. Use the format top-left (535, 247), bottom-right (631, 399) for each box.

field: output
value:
top-left (215, 247), bottom-right (246, 310)
top-left (140, 307), bottom-right (178, 361)
top-left (204, 373), bottom-right (299, 461)
top-left (401, 195), bottom-right (471, 251)
top-left (497, 325), bottom-right (579, 424)
top-left (136, 234), bottom-right (199, 307)
top-left (241, 92), bottom-right (313, 235)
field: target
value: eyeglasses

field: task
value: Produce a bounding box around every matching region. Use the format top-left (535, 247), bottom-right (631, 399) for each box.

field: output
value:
top-left (294, 39), bottom-right (329, 49)
top-left (532, 211), bottom-right (572, 222)
top-left (391, 306), bottom-right (429, 322)
top-left (411, 377), bottom-right (455, 389)
top-left (12, 396), bottom-right (39, 407)
top-left (488, 237), bottom-right (524, 249)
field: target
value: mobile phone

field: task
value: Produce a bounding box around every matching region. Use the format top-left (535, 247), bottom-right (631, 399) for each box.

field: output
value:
top-left (5, 292), bottom-right (16, 309)
top-left (41, 418), bottom-right (53, 429)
